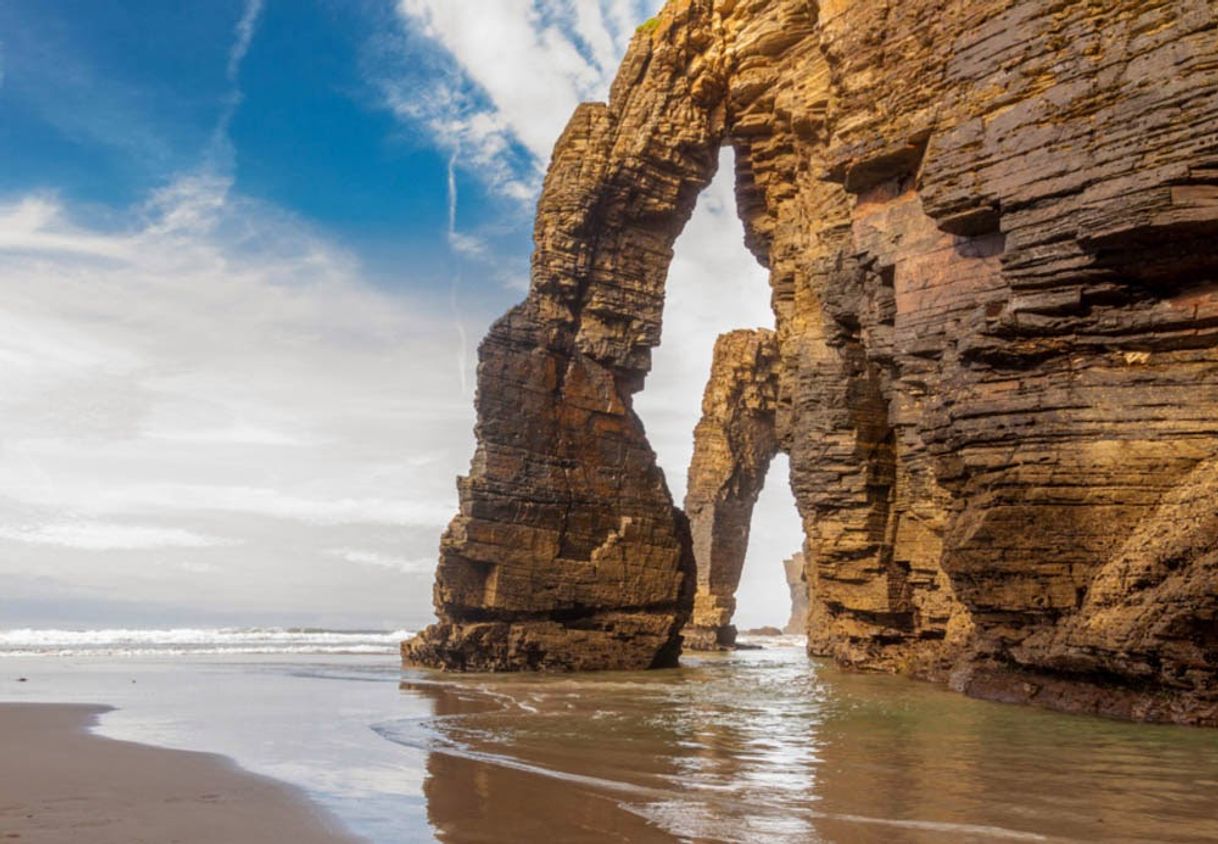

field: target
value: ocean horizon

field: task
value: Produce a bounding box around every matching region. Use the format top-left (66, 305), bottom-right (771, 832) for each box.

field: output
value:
top-left (6, 0), bottom-right (1218, 840)
top-left (0, 626), bottom-right (417, 658)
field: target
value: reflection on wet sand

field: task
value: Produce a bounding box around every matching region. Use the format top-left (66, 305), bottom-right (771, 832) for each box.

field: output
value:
top-left (399, 678), bottom-right (677, 842)
top-left (389, 644), bottom-right (1218, 843)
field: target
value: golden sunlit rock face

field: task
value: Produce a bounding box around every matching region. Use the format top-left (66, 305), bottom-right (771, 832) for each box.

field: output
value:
top-left (682, 329), bottom-right (781, 651)
top-left (405, 0), bottom-right (1218, 724)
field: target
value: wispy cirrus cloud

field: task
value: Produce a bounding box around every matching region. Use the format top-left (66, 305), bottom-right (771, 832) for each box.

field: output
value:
top-left (373, 0), bottom-right (666, 388)
top-left (0, 171), bottom-right (492, 626)
top-left (377, 0), bottom-right (663, 199)
top-left (0, 1), bottom-right (800, 630)
top-left (210, 0), bottom-right (265, 170)
top-left (0, 522), bottom-right (234, 551)
top-left (226, 0), bottom-right (264, 83)
top-left (329, 548), bottom-right (435, 575)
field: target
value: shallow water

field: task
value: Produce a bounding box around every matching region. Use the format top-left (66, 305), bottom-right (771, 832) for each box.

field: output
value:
top-left (386, 645), bottom-right (1218, 843)
top-left (3, 640), bottom-right (1217, 842)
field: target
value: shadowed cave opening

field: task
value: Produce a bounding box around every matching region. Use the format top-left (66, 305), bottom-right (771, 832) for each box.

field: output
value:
top-left (633, 148), bottom-right (805, 640)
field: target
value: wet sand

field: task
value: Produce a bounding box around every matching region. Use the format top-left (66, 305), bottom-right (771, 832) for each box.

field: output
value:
top-left (6, 650), bottom-right (1218, 843)
top-left (392, 651), bottom-right (1218, 844)
top-left (0, 703), bottom-right (360, 844)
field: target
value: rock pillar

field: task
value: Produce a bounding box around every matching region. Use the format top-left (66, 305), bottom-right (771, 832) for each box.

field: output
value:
top-left (682, 329), bottom-right (783, 649)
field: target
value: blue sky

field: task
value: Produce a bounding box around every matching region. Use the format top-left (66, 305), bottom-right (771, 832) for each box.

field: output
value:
top-left (0, 0), bottom-right (545, 294)
top-left (0, 0), bottom-right (799, 630)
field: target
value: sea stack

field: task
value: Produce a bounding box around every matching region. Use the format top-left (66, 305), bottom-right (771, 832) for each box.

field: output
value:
top-left (406, 0), bottom-right (1218, 725)
top-left (783, 553), bottom-right (808, 636)
top-left (682, 329), bottom-right (781, 651)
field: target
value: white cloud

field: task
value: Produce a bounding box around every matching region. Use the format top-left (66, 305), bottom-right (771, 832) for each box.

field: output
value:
top-left (0, 3), bottom-right (801, 630)
top-left (226, 0), bottom-right (264, 83)
top-left (0, 195), bottom-right (138, 258)
top-left (381, 0), bottom-right (663, 198)
top-left (329, 548), bottom-right (435, 575)
top-left (207, 0), bottom-right (264, 172)
top-left (176, 561), bottom-right (221, 575)
top-left (0, 177), bottom-right (493, 625)
top-left (143, 424), bottom-right (322, 447)
top-left (0, 475), bottom-right (457, 529)
top-left (0, 522), bottom-right (232, 551)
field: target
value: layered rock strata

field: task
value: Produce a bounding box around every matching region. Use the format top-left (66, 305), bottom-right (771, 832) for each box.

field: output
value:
top-left (682, 329), bottom-right (781, 650)
top-left (402, 4), bottom-right (720, 670)
top-left (407, 0), bottom-right (1218, 724)
top-left (783, 552), bottom-right (808, 636)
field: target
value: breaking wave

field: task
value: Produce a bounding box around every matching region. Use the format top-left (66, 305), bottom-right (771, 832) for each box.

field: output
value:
top-left (0, 627), bottom-right (412, 657)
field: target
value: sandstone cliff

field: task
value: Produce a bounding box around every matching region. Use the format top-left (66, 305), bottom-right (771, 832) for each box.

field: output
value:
top-left (682, 329), bottom-right (780, 650)
top-left (783, 552), bottom-right (808, 636)
top-left (405, 0), bottom-right (1218, 724)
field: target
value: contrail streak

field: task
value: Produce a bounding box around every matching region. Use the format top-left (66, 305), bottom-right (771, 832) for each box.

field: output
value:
top-left (208, 0), bottom-right (264, 169)
top-left (227, 0), bottom-right (264, 82)
top-left (447, 152), bottom-right (470, 395)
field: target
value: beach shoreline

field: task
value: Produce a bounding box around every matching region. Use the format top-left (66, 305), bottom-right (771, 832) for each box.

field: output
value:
top-left (4, 649), bottom-right (1217, 843)
top-left (0, 702), bottom-right (360, 843)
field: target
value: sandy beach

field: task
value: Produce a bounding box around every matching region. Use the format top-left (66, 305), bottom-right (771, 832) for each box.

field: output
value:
top-left (0, 703), bottom-right (359, 844)
top-left (4, 647), bottom-right (1218, 842)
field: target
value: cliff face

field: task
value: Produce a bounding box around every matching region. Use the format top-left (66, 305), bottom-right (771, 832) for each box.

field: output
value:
top-left (400, 6), bottom-right (717, 671)
top-left (405, 0), bottom-right (1218, 723)
top-left (682, 329), bottom-right (780, 650)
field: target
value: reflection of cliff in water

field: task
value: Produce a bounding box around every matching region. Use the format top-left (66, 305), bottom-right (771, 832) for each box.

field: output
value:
top-left (397, 678), bottom-right (678, 842)
top-left (389, 648), bottom-right (1218, 843)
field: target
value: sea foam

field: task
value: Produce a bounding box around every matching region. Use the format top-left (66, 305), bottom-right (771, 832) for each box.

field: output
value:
top-left (0, 627), bottom-right (412, 657)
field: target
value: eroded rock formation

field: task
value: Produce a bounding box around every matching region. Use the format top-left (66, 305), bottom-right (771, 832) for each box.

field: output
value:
top-left (401, 6), bottom-right (720, 670)
top-left (406, 0), bottom-right (1218, 723)
top-left (682, 329), bottom-right (780, 650)
top-left (783, 552), bottom-right (808, 635)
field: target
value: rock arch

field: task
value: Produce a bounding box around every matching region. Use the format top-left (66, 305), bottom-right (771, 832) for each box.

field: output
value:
top-left (402, 0), bottom-right (957, 673)
top-left (402, 3), bottom-right (728, 670)
top-left (406, 0), bottom-right (1218, 724)
top-left (681, 329), bottom-right (784, 650)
